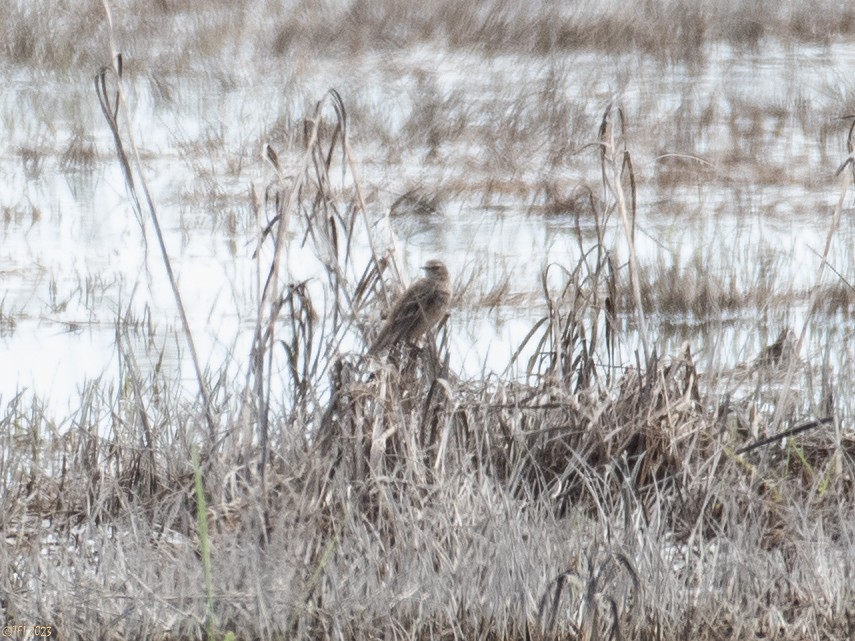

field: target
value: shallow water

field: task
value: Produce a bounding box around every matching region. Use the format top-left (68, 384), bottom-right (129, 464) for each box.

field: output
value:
top-left (2, 38), bottom-right (854, 419)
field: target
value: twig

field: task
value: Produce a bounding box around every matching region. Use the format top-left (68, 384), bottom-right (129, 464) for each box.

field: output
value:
top-left (736, 416), bottom-right (834, 455)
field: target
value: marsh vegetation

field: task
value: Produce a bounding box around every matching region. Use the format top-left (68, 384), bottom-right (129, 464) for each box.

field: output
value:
top-left (3, 2), bottom-right (855, 640)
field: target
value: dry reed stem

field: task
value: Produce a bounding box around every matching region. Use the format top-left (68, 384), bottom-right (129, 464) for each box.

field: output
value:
top-left (98, 2), bottom-right (216, 440)
top-left (600, 104), bottom-right (649, 364)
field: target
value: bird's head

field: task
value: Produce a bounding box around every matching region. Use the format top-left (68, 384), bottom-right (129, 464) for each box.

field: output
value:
top-left (422, 259), bottom-right (449, 281)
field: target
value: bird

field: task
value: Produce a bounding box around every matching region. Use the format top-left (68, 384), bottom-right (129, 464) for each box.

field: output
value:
top-left (368, 259), bottom-right (451, 356)
top-left (757, 328), bottom-right (798, 366)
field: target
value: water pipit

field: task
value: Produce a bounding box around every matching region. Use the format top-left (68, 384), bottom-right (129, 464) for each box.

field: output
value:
top-left (368, 259), bottom-right (451, 355)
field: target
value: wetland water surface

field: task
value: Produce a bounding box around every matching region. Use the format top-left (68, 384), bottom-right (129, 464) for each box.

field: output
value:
top-left (2, 39), bottom-right (855, 419)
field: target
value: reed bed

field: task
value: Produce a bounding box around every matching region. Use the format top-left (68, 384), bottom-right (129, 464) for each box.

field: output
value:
top-left (7, 0), bottom-right (855, 72)
top-left (2, 47), bottom-right (854, 639)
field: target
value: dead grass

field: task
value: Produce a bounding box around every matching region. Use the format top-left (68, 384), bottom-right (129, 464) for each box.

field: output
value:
top-left (7, 0), bottom-right (855, 74)
top-left (7, 5), bottom-right (854, 249)
top-left (2, 70), bottom-right (854, 640)
top-left (3, 5), bottom-right (855, 639)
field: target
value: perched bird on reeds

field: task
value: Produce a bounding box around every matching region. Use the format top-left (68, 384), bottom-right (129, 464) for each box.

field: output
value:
top-left (368, 259), bottom-right (451, 355)
top-left (757, 328), bottom-right (798, 366)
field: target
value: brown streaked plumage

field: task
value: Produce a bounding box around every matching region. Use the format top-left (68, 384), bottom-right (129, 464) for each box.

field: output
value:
top-left (757, 328), bottom-right (797, 366)
top-left (368, 259), bottom-right (451, 355)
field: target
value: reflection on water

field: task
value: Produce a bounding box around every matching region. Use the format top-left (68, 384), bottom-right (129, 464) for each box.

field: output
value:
top-left (2, 39), bottom-right (855, 418)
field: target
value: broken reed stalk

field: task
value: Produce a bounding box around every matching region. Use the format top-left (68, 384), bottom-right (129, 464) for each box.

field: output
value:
top-left (599, 105), bottom-right (649, 364)
top-left (97, 1), bottom-right (216, 440)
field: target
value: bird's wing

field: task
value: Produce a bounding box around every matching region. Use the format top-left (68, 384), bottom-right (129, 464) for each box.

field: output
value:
top-left (369, 279), bottom-right (431, 354)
